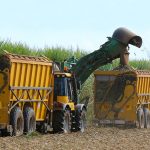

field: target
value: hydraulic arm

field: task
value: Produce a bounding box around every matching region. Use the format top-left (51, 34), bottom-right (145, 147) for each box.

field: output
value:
top-left (71, 27), bottom-right (142, 85)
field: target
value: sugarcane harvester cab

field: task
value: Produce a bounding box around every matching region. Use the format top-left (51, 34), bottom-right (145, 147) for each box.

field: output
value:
top-left (52, 70), bottom-right (86, 133)
top-left (52, 56), bottom-right (86, 133)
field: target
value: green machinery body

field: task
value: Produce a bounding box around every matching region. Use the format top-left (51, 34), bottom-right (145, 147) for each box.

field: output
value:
top-left (62, 28), bottom-right (142, 86)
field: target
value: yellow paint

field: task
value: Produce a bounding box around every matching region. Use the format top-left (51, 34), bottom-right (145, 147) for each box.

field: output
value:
top-left (55, 72), bottom-right (72, 77)
top-left (20, 63), bottom-right (26, 86)
top-left (57, 96), bottom-right (69, 104)
top-left (10, 63), bottom-right (16, 86)
top-left (25, 64), bottom-right (31, 87)
top-left (0, 101), bottom-right (2, 109)
top-left (66, 102), bottom-right (75, 111)
top-left (30, 64), bottom-right (36, 87)
top-left (40, 65), bottom-right (46, 87)
top-left (0, 69), bottom-right (10, 126)
top-left (57, 96), bottom-right (75, 110)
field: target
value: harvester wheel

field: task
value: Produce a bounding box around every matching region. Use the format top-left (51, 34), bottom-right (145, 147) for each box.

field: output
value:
top-left (137, 108), bottom-right (144, 129)
top-left (53, 109), bottom-right (71, 133)
top-left (10, 107), bottom-right (24, 136)
top-left (73, 108), bottom-right (86, 132)
top-left (143, 108), bottom-right (150, 128)
top-left (24, 107), bottom-right (36, 134)
top-left (63, 109), bottom-right (71, 133)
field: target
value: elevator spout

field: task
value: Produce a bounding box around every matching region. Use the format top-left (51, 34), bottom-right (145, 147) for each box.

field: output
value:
top-left (112, 27), bottom-right (142, 48)
top-left (70, 27), bottom-right (142, 84)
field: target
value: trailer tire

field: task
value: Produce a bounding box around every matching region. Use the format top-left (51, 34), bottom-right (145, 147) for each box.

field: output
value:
top-left (80, 109), bottom-right (86, 132)
top-left (24, 107), bottom-right (36, 134)
top-left (143, 108), bottom-right (150, 129)
top-left (10, 107), bottom-right (24, 136)
top-left (0, 129), bottom-right (9, 137)
top-left (137, 108), bottom-right (144, 129)
top-left (53, 109), bottom-right (71, 133)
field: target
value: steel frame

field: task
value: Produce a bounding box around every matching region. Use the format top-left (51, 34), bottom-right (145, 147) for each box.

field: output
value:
top-left (8, 86), bottom-right (53, 113)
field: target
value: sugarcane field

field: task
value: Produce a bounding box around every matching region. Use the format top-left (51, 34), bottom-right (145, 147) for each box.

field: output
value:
top-left (0, 0), bottom-right (150, 150)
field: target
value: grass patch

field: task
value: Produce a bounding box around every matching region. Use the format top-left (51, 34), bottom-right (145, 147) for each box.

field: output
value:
top-left (25, 132), bottom-right (40, 139)
top-left (0, 40), bottom-right (86, 61)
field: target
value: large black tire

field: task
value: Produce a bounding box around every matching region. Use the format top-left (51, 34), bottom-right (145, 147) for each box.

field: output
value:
top-left (73, 109), bottom-right (86, 132)
top-left (24, 107), bottom-right (36, 134)
top-left (41, 123), bottom-right (48, 134)
top-left (0, 129), bottom-right (11, 137)
top-left (36, 122), bottom-right (48, 134)
top-left (10, 107), bottom-right (24, 136)
top-left (52, 110), bottom-right (71, 133)
top-left (143, 108), bottom-right (150, 129)
top-left (137, 108), bottom-right (144, 129)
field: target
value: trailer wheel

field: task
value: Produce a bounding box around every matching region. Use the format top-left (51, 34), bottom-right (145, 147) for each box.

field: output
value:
top-left (73, 108), bottom-right (86, 132)
top-left (10, 107), bottom-right (24, 136)
top-left (53, 109), bottom-right (71, 133)
top-left (144, 108), bottom-right (150, 128)
top-left (24, 107), bottom-right (36, 134)
top-left (137, 108), bottom-right (144, 129)
top-left (80, 109), bottom-right (86, 132)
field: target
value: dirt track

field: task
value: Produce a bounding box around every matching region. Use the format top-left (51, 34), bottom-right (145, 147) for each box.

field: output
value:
top-left (1, 126), bottom-right (150, 150)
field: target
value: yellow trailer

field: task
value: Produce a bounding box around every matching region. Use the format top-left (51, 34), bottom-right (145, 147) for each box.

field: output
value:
top-left (0, 52), bottom-right (86, 136)
top-left (0, 53), bottom-right (54, 135)
top-left (94, 70), bottom-right (150, 128)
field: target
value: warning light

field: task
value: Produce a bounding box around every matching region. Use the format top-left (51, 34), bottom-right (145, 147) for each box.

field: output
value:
top-left (64, 66), bottom-right (68, 71)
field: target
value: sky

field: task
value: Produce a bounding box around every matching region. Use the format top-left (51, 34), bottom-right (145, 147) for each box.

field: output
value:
top-left (0, 0), bottom-right (150, 59)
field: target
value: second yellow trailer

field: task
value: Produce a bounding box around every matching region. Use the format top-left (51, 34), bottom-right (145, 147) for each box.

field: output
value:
top-left (94, 69), bottom-right (150, 128)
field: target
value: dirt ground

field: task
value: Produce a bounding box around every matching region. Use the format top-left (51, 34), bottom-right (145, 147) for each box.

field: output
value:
top-left (1, 126), bottom-right (150, 150)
